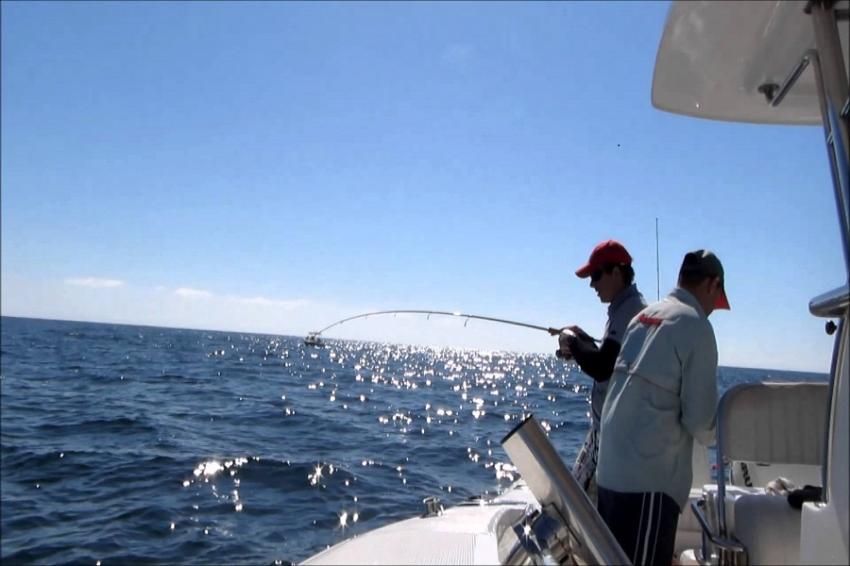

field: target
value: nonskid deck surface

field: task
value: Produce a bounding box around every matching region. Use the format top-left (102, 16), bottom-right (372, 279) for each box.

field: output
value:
top-left (302, 482), bottom-right (538, 565)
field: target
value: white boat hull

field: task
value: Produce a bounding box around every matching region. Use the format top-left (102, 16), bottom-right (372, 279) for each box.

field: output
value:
top-left (302, 482), bottom-right (538, 565)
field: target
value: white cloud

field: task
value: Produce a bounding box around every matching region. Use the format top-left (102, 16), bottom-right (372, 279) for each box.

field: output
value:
top-left (64, 277), bottom-right (124, 288)
top-left (228, 295), bottom-right (309, 310)
top-left (169, 288), bottom-right (308, 309)
top-left (174, 287), bottom-right (213, 299)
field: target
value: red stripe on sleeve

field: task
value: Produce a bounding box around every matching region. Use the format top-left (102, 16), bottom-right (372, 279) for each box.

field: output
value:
top-left (639, 314), bottom-right (664, 326)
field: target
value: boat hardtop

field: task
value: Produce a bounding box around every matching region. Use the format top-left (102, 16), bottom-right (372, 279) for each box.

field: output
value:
top-left (652, 0), bottom-right (849, 125)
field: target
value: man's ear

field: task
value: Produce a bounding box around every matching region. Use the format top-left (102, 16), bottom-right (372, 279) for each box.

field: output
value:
top-left (612, 265), bottom-right (624, 284)
top-left (712, 276), bottom-right (723, 293)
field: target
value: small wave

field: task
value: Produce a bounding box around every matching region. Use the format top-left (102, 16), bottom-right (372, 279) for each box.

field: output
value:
top-left (158, 373), bottom-right (187, 380)
top-left (1, 449), bottom-right (99, 477)
top-left (38, 416), bottom-right (159, 436)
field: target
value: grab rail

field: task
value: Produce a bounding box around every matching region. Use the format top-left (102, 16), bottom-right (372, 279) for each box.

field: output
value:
top-left (690, 499), bottom-right (748, 564)
top-left (810, 284), bottom-right (850, 317)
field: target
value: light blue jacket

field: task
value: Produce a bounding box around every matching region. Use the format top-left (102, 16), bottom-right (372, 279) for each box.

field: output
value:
top-left (596, 287), bottom-right (718, 510)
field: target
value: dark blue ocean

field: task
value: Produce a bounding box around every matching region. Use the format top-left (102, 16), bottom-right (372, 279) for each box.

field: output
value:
top-left (0, 316), bottom-right (828, 565)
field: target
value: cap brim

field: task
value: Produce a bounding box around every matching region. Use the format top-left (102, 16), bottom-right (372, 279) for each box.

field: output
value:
top-left (575, 263), bottom-right (593, 278)
top-left (715, 287), bottom-right (730, 310)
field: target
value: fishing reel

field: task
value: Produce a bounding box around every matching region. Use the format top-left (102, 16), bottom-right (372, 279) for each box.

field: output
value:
top-left (552, 328), bottom-right (578, 360)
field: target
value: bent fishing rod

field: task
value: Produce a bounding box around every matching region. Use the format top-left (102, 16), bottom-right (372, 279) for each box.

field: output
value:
top-left (310, 309), bottom-right (599, 342)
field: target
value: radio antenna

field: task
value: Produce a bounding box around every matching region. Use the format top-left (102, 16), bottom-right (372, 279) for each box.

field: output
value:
top-left (655, 217), bottom-right (661, 301)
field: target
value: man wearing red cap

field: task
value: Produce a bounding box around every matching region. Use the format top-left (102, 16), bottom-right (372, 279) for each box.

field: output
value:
top-left (595, 249), bottom-right (729, 565)
top-left (551, 239), bottom-right (647, 502)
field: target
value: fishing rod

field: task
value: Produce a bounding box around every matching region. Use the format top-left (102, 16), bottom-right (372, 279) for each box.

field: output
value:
top-left (310, 309), bottom-right (598, 342)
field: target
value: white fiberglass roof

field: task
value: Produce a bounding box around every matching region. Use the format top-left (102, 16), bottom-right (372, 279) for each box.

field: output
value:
top-left (652, 0), bottom-right (849, 125)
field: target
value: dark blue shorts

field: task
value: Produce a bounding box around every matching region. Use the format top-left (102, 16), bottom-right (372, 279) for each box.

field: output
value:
top-left (597, 486), bottom-right (680, 565)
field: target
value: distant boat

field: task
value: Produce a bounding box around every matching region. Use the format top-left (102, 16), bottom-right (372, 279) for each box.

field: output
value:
top-left (304, 332), bottom-right (324, 347)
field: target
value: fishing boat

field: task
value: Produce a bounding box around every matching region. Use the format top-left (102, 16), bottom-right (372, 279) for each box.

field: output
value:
top-left (304, 332), bottom-right (324, 347)
top-left (302, 1), bottom-right (849, 564)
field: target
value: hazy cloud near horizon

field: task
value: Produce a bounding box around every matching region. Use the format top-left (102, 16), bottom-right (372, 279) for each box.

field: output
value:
top-left (5, 273), bottom-right (320, 337)
top-left (174, 287), bottom-right (214, 299)
top-left (64, 277), bottom-right (125, 288)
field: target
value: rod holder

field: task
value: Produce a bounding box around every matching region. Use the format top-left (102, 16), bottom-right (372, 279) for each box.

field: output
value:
top-left (501, 415), bottom-right (630, 565)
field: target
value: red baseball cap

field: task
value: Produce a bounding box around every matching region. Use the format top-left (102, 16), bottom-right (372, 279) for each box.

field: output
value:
top-left (715, 287), bottom-right (731, 310)
top-left (575, 240), bottom-right (633, 278)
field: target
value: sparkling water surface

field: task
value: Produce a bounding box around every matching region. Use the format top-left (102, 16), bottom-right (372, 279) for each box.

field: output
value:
top-left (0, 317), bottom-right (828, 565)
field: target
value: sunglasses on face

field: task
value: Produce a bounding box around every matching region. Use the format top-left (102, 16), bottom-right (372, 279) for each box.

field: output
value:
top-left (591, 264), bottom-right (624, 283)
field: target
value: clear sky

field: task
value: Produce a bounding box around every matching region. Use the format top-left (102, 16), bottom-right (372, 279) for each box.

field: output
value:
top-left (1, 1), bottom-right (843, 373)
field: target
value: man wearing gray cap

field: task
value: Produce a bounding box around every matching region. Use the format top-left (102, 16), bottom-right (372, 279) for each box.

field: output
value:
top-left (595, 249), bottom-right (729, 566)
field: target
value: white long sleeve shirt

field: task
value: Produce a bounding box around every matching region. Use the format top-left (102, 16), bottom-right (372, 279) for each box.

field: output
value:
top-left (596, 287), bottom-right (718, 510)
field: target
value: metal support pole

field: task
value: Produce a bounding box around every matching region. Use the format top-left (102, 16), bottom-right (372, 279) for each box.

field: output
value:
top-left (809, 1), bottom-right (850, 280)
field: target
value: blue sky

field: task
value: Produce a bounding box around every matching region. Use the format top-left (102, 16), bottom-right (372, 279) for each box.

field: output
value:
top-left (1, 1), bottom-right (843, 372)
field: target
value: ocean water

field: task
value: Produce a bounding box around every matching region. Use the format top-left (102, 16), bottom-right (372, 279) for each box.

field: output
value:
top-left (0, 316), bottom-right (829, 565)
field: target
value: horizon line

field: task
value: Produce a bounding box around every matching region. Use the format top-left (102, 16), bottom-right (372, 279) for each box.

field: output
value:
top-left (0, 313), bottom-right (830, 376)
